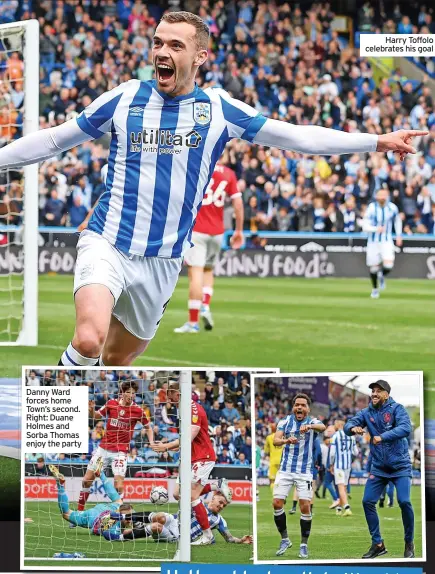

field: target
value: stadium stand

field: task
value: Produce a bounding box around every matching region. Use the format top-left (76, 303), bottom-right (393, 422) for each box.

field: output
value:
top-left (25, 369), bottom-right (252, 472)
top-left (255, 379), bottom-right (421, 480)
top-left (0, 1), bottom-right (434, 234)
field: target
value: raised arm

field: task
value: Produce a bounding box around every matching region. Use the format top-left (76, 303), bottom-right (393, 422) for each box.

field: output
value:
top-left (0, 83), bottom-right (127, 169)
top-left (254, 121), bottom-right (426, 156)
top-left (344, 411), bottom-right (367, 436)
top-left (0, 120), bottom-right (92, 168)
top-left (217, 89), bottom-right (427, 157)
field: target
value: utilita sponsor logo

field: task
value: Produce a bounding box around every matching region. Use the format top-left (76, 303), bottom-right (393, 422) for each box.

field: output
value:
top-left (130, 129), bottom-right (202, 153)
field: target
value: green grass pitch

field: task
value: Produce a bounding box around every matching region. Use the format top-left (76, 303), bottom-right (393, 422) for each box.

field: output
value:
top-left (255, 484), bottom-right (423, 561)
top-left (0, 456), bottom-right (20, 521)
top-left (1, 275), bottom-right (434, 378)
top-left (24, 501), bottom-right (253, 567)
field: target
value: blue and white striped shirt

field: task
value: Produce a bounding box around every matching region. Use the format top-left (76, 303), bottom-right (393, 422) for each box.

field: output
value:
top-left (363, 200), bottom-right (402, 244)
top-left (330, 429), bottom-right (357, 470)
top-left (76, 80), bottom-right (266, 258)
top-left (173, 506), bottom-right (227, 541)
top-left (277, 414), bottom-right (321, 477)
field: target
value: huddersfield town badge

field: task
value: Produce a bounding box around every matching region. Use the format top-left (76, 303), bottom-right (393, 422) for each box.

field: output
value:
top-left (193, 102), bottom-right (211, 125)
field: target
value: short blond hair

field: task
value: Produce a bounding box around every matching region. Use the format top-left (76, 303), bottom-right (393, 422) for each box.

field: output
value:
top-left (160, 11), bottom-right (210, 51)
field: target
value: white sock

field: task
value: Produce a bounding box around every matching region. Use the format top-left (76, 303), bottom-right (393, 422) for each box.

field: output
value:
top-left (60, 343), bottom-right (99, 366)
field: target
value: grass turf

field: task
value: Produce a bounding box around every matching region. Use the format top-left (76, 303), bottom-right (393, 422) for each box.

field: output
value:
top-left (0, 275), bottom-right (434, 379)
top-left (24, 501), bottom-right (253, 567)
top-left (0, 456), bottom-right (20, 521)
top-left (255, 484), bottom-right (423, 562)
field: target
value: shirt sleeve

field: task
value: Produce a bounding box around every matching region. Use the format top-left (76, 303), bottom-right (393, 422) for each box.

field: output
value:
top-left (191, 403), bottom-right (201, 427)
top-left (0, 119), bottom-right (92, 169)
top-left (217, 89), bottom-right (267, 142)
top-left (98, 402), bottom-right (109, 417)
top-left (310, 417), bottom-right (322, 425)
top-left (277, 418), bottom-right (287, 432)
top-left (253, 118), bottom-right (378, 155)
top-left (76, 82), bottom-right (126, 139)
top-left (217, 515), bottom-right (228, 535)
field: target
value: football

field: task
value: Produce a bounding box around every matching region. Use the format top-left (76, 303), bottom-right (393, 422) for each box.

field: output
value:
top-left (149, 485), bottom-right (169, 505)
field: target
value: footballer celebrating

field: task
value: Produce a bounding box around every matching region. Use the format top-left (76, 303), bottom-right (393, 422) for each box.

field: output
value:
top-left (174, 157), bottom-right (243, 333)
top-left (0, 12), bottom-right (425, 367)
top-left (344, 380), bottom-right (415, 559)
top-left (272, 394), bottom-right (326, 559)
top-left (151, 382), bottom-right (232, 545)
top-left (78, 381), bottom-right (154, 512)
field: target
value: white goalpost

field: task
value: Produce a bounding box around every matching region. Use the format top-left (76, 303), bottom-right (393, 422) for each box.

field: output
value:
top-left (0, 20), bottom-right (39, 346)
top-left (22, 370), bottom-right (192, 567)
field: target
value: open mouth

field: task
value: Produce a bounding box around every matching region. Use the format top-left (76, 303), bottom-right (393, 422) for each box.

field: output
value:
top-left (157, 63), bottom-right (175, 82)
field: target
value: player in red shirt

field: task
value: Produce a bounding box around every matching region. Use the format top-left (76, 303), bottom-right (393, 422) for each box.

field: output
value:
top-left (152, 382), bottom-right (232, 545)
top-left (77, 380), bottom-right (154, 512)
top-left (174, 156), bottom-right (244, 334)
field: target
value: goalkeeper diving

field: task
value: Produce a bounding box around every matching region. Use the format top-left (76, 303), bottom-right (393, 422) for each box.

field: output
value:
top-left (50, 461), bottom-right (251, 544)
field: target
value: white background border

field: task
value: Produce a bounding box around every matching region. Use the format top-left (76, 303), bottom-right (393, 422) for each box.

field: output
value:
top-left (20, 365), bottom-right (279, 571)
top-left (251, 371), bottom-right (426, 565)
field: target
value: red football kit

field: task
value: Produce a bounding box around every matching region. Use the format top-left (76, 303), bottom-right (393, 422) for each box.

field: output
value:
top-left (194, 164), bottom-right (240, 235)
top-left (98, 399), bottom-right (149, 453)
top-left (191, 400), bottom-right (216, 463)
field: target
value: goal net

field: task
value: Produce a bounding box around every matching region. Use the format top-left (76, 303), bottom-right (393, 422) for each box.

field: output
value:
top-left (22, 369), bottom-right (191, 567)
top-left (0, 20), bottom-right (38, 345)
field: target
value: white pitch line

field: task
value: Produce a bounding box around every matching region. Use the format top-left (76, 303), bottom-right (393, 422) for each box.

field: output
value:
top-left (166, 309), bottom-right (380, 331)
top-left (37, 345), bottom-right (228, 367)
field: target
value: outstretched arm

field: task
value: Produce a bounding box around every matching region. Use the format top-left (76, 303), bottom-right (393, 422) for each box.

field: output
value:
top-left (0, 120), bottom-right (93, 168)
top-left (253, 120), bottom-right (427, 157)
top-left (217, 89), bottom-right (426, 157)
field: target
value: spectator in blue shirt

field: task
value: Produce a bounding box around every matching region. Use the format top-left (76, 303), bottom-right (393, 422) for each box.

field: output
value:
top-left (43, 190), bottom-right (66, 226)
top-left (218, 448), bottom-right (233, 464)
top-left (235, 452), bottom-right (250, 466)
top-left (209, 400), bottom-right (223, 426)
top-left (69, 195), bottom-right (89, 228)
top-left (222, 400), bottom-right (241, 424)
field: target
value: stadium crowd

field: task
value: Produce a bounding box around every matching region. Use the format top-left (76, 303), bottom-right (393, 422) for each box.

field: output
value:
top-left (25, 369), bottom-right (253, 473)
top-left (255, 379), bottom-right (421, 479)
top-left (0, 1), bottom-right (434, 235)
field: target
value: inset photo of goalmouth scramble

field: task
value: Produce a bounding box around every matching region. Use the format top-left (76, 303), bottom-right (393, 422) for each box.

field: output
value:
top-left (21, 367), bottom-right (277, 568)
top-left (253, 372), bottom-right (425, 565)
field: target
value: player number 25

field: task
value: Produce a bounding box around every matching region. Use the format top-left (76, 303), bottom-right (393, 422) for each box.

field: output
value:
top-left (202, 178), bottom-right (228, 207)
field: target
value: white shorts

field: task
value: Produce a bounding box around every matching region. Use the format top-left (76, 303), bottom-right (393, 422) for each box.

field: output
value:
top-left (88, 446), bottom-right (127, 477)
top-left (177, 461), bottom-right (215, 486)
top-left (74, 230), bottom-right (182, 340)
top-left (158, 513), bottom-right (179, 542)
top-left (184, 231), bottom-right (223, 269)
top-left (366, 241), bottom-right (395, 267)
top-left (273, 470), bottom-right (314, 501)
top-left (334, 468), bottom-right (351, 486)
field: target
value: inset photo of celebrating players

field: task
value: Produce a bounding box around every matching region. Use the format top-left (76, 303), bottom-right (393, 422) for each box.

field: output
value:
top-left (21, 367), bottom-right (276, 569)
top-left (252, 372), bottom-right (425, 564)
